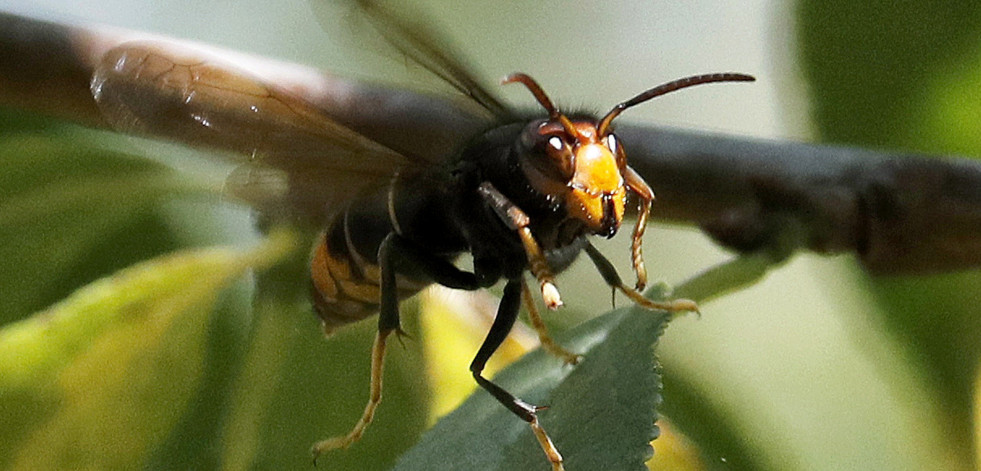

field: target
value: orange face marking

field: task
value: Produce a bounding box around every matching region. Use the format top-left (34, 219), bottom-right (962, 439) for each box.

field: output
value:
top-left (571, 143), bottom-right (622, 194)
top-left (568, 184), bottom-right (625, 235)
top-left (563, 123), bottom-right (626, 235)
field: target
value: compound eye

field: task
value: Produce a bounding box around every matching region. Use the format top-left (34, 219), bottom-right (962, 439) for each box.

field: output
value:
top-left (606, 133), bottom-right (618, 154)
top-left (548, 136), bottom-right (564, 152)
top-left (606, 132), bottom-right (626, 167)
top-left (542, 135), bottom-right (575, 180)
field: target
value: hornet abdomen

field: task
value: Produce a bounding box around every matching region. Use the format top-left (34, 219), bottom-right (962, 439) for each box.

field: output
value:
top-left (310, 169), bottom-right (467, 334)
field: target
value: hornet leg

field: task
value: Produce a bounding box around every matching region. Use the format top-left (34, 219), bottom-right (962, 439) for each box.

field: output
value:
top-left (623, 166), bottom-right (653, 290)
top-left (584, 241), bottom-right (698, 314)
top-left (471, 279), bottom-right (564, 471)
top-left (311, 232), bottom-right (481, 463)
top-left (477, 182), bottom-right (562, 309)
top-left (520, 277), bottom-right (581, 365)
top-left (310, 328), bottom-right (392, 462)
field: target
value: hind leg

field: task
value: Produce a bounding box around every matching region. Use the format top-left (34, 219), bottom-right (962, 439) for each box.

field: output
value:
top-left (311, 232), bottom-right (481, 462)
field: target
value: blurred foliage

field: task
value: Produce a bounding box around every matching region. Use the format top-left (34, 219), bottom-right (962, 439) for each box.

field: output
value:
top-left (0, 110), bottom-right (433, 470)
top-left (799, 1), bottom-right (981, 469)
top-left (648, 2), bottom-right (981, 471)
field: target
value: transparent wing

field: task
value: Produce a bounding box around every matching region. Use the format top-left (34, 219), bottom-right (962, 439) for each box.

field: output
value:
top-left (332, 0), bottom-right (513, 120)
top-left (90, 41), bottom-right (416, 218)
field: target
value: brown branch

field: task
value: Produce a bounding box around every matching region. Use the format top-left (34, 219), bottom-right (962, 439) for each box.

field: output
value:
top-left (1, 11), bottom-right (979, 276)
top-left (0, 12), bottom-right (106, 127)
top-left (0, 12), bottom-right (487, 160)
top-left (619, 126), bottom-right (981, 274)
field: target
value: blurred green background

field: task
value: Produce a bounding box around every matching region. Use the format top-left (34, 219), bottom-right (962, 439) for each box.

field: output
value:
top-left (1, 0), bottom-right (980, 470)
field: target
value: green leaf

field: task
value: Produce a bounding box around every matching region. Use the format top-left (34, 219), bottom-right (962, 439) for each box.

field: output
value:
top-left (0, 131), bottom-right (216, 322)
top-left (0, 231), bottom-right (296, 470)
top-left (394, 289), bottom-right (670, 471)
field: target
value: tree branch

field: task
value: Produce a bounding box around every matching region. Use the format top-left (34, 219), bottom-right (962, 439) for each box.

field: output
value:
top-left (1, 11), bottom-right (978, 275)
top-left (619, 125), bottom-right (981, 274)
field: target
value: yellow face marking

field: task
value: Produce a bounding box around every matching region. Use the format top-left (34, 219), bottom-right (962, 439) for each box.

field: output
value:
top-left (566, 141), bottom-right (625, 234)
top-left (571, 143), bottom-right (622, 194)
top-left (568, 185), bottom-right (626, 233)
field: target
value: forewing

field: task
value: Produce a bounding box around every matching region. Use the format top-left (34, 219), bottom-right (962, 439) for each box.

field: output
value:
top-left (90, 41), bottom-right (411, 218)
top-left (341, 0), bottom-right (513, 120)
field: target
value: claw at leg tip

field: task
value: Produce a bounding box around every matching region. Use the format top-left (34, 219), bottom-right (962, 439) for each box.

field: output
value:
top-left (310, 437), bottom-right (348, 465)
top-left (678, 299), bottom-right (699, 312)
top-left (310, 446), bottom-right (324, 467)
top-left (670, 298), bottom-right (700, 317)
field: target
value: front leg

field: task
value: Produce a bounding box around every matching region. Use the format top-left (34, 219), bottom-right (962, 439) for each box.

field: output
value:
top-left (477, 182), bottom-right (563, 309)
top-left (624, 166), bottom-right (653, 290)
top-left (584, 241), bottom-right (698, 314)
top-left (471, 279), bottom-right (565, 471)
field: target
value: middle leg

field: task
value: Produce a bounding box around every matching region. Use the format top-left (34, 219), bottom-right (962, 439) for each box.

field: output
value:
top-left (520, 277), bottom-right (582, 365)
top-left (471, 279), bottom-right (565, 471)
